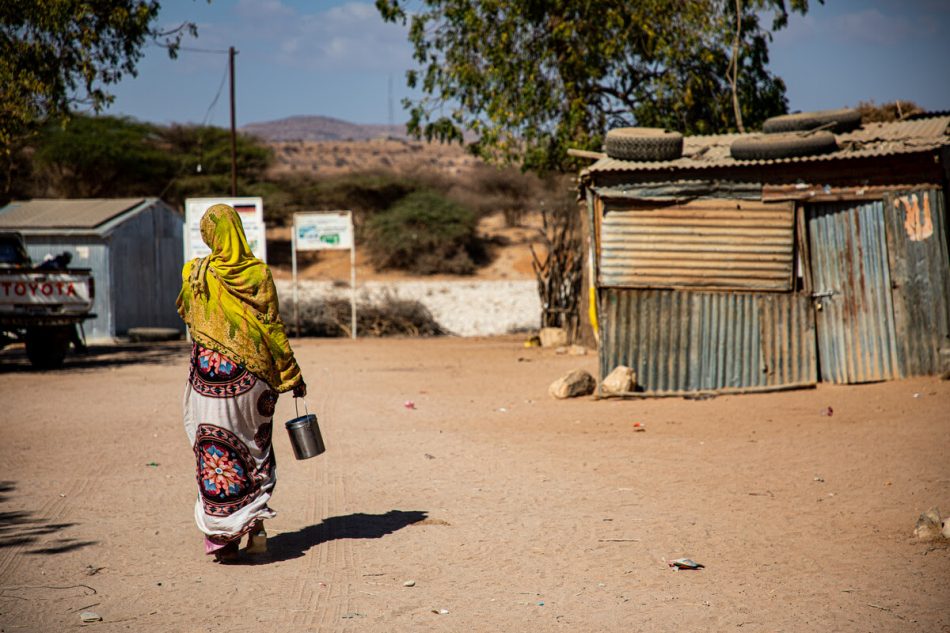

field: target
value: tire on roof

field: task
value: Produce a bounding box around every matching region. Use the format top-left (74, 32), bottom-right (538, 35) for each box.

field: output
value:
top-left (730, 131), bottom-right (838, 161)
top-left (604, 127), bottom-right (683, 161)
top-left (762, 108), bottom-right (861, 134)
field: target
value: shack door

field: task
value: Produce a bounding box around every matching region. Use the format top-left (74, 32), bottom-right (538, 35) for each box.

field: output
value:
top-left (807, 201), bottom-right (901, 383)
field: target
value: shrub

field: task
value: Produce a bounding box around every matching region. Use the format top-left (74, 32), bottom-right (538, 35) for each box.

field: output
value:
top-left (287, 293), bottom-right (446, 337)
top-left (366, 190), bottom-right (485, 275)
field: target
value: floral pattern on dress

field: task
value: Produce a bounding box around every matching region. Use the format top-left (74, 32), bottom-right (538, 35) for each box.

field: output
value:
top-left (189, 344), bottom-right (256, 398)
top-left (194, 424), bottom-right (259, 517)
top-left (199, 444), bottom-right (247, 498)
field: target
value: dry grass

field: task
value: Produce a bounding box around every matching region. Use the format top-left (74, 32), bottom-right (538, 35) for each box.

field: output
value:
top-left (286, 293), bottom-right (447, 338)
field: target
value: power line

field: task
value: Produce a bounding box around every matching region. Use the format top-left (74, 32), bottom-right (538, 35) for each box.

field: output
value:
top-left (152, 42), bottom-right (230, 54)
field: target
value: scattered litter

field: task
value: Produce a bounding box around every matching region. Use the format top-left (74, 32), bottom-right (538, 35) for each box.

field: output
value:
top-left (403, 580), bottom-right (416, 587)
top-left (668, 558), bottom-right (704, 570)
top-left (538, 601), bottom-right (545, 606)
top-left (524, 336), bottom-right (540, 348)
top-left (632, 422), bottom-right (646, 432)
top-left (913, 393), bottom-right (921, 398)
top-left (341, 612), bottom-right (364, 619)
top-left (146, 462), bottom-right (159, 467)
top-left (80, 611), bottom-right (102, 623)
top-left (424, 453), bottom-right (435, 460)
top-left (821, 406), bottom-right (834, 417)
top-left (404, 401), bottom-right (416, 410)
top-left (497, 407), bottom-right (508, 413)
top-left (814, 476), bottom-right (825, 483)
top-left (432, 608), bottom-right (449, 615)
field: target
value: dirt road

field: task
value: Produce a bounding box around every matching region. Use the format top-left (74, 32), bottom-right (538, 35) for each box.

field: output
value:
top-left (1, 338), bottom-right (948, 632)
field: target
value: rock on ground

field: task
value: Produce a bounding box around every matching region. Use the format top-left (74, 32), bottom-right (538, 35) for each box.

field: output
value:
top-left (601, 366), bottom-right (636, 395)
top-left (549, 369), bottom-right (596, 399)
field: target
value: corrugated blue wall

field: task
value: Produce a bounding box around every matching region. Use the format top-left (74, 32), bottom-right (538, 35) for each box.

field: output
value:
top-left (600, 289), bottom-right (816, 394)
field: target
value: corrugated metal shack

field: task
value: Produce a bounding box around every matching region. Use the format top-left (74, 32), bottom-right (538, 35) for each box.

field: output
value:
top-left (0, 198), bottom-right (184, 341)
top-left (581, 115), bottom-right (950, 395)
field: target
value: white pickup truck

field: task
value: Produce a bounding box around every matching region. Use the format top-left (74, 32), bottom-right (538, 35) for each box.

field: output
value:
top-left (0, 232), bottom-right (95, 368)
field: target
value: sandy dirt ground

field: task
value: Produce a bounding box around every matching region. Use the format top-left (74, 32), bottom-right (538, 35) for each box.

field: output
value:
top-left (0, 337), bottom-right (948, 632)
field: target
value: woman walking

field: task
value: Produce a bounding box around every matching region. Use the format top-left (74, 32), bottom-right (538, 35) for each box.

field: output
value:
top-left (177, 204), bottom-right (306, 562)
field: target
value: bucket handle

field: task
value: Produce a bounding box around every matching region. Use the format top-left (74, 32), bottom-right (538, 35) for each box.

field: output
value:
top-left (294, 395), bottom-right (310, 419)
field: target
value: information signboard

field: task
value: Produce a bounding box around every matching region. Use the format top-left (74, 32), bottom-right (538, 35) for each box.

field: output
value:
top-left (184, 197), bottom-right (267, 262)
top-left (291, 211), bottom-right (357, 338)
top-left (294, 212), bottom-right (353, 251)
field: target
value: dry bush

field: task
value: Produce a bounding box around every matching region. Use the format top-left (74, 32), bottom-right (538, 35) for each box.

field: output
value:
top-left (856, 100), bottom-right (924, 123)
top-left (286, 293), bottom-right (447, 338)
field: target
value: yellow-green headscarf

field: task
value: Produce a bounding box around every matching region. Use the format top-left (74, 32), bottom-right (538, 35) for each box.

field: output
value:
top-left (177, 204), bottom-right (302, 392)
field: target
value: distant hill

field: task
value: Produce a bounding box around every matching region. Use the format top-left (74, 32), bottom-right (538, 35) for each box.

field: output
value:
top-left (242, 115), bottom-right (408, 142)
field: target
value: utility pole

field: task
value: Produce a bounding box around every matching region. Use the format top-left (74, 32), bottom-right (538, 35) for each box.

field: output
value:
top-left (229, 46), bottom-right (237, 197)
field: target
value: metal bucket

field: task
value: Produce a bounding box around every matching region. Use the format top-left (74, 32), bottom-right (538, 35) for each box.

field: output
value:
top-left (285, 413), bottom-right (326, 460)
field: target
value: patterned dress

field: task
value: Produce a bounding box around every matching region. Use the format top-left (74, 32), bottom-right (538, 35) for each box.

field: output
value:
top-left (183, 343), bottom-right (280, 546)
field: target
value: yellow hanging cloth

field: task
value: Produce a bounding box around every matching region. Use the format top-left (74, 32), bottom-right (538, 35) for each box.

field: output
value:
top-left (177, 204), bottom-right (302, 392)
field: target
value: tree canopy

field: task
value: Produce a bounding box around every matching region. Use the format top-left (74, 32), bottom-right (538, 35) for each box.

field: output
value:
top-left (377, 0), bottom-right (817, 171)
top-left (1, 1), bottom-right (196, 188)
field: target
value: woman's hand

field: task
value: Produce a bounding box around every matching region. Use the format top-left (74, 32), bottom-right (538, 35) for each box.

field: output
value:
top-left (292, 382), bottom-right (307, 398)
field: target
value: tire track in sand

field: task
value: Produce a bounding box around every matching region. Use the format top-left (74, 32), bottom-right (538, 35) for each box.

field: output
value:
top-left (276, 366), bottom-right (359, 631)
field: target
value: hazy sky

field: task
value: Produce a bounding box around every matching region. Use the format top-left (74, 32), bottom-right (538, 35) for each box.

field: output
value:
top-left (105, 0), bottom-right (950, 128)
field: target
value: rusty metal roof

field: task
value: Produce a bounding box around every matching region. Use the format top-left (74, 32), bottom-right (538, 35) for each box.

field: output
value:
top-left (585, 115), bottom-right (950, 174)
top-left (0, 198), bottom-right (148, 230)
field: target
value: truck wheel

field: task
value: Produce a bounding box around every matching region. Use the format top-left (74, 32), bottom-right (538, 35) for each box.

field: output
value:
top-left (729, 131), bottom-right (838, 161)
top-left (604, 127), bottom-right (684, 161)
top-left (25, 326), bottom-right (71, 369)
top-left (761, 108), bottom-right (861, 134)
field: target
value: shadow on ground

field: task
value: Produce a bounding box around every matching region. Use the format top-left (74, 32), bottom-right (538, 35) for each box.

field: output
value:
top-left (244, 510), bottom-right (428, 564)
top-left (0, 482), bottom-right (97, 555)
top-left (0, 341), bottom-right (188, 374)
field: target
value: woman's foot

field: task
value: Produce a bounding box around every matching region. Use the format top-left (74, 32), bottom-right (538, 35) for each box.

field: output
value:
top-left (245, 521), bottom-right (267, 555)
top-left (213, 540), bottom-right (240, 563)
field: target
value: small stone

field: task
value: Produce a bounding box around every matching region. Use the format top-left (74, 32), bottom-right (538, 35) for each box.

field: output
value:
top-left (80, 611), bottom-right (102, 623)
top-left (539, 327), bottom-right (568, 348)
top-left (601, 366), bottom-right (636, 395)
top-left (914, 507), bottom-right (945, 541)
top-left (549, 369), bottom-right (596, 399)
top-left (403, 580), bottom-right (416, 587)
top-left (567, 344), bottom-right (588, 356)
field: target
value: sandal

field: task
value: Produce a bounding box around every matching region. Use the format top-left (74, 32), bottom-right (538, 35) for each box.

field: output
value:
top-left (213, 540), bottom-right (240, 563)
top-left (246, 524), bottom-right (267, 555)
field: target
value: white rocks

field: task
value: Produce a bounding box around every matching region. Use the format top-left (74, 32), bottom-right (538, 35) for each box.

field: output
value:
top-left (277, 279), bottom-right (540, 337)
top-left (539, 327), bottom-right (568, 348)
top-left (549, 369), bottom-right (596, 399)
top-left (601, 366), bottom-right (636, 395)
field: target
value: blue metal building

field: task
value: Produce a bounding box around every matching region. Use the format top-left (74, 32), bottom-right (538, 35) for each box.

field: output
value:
top-left (582, 115), bottom-right (950, 394)
top-left (0, 198), bottom-right (184, 341)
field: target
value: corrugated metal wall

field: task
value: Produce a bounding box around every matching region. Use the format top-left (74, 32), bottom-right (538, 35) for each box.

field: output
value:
top-left (884, 188), bottom-right (950, 375)
top-left (111, 205), bottom-right (184, 334)
top-left (600, 288), bottom-right (816, 394)
top-left (807, 200), bottom-right (901, 383)
top-left (599, 199), bottom-right (795, 291)
top-left (24, 238), bottom-right (113, 341)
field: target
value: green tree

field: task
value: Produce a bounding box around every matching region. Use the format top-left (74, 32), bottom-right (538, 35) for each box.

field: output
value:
top-left (377, 0), bottom-right (816, 172)
top-left (17, 115), bottom-right (273, 203)
top-left (31, 115), bottom-right (175, 197)
top-left (1, 1), bottom-right (197, 191)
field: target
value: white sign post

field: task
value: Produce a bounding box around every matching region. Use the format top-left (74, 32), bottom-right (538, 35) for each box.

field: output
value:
top-left (292, 211), bottom-right (356, 339)
top-left (184, 197), bottom-right (267, 262)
